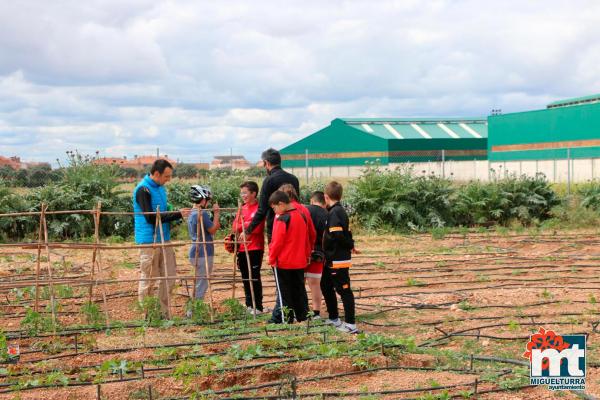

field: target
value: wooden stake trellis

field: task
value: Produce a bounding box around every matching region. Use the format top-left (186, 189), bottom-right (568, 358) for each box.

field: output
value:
top-left (1, 206), bottom-right (255, 323)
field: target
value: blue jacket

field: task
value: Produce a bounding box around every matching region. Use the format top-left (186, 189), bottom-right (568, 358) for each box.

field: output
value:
top-left (133, 175), bottom-right (171, 244)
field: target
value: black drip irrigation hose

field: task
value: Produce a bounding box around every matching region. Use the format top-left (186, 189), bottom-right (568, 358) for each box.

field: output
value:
top-left (0, 331), bottom-right (346, 385)
top-left (0, 321), bottom-right (333, 365)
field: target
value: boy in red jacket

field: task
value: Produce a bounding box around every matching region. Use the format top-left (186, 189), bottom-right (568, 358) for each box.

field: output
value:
top-left (268, 190), bottom-right (310, 323)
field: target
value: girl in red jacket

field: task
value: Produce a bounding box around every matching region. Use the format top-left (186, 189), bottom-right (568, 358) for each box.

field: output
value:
top-left (232, 181), bottom-right (265, 314)
top-left (268, 190), bottom-right (310, 323)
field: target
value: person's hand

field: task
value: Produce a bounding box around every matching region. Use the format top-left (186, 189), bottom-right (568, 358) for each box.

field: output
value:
top-left (179, 208), bottom-right (192, 218)
top-left (351, 247), bottom-right (361, 255)
top-left (212, 202), bottom-right (220, 213)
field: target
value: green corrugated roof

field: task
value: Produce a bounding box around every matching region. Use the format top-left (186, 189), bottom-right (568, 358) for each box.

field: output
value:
top-left (341, 118), bottom-right (488, 139)
top-left (547, 93), bottom-right (600, 108)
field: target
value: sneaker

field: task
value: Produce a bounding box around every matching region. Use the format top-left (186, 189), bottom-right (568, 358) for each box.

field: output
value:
top-left (337, 322), bottom-right (359, 334)
top-left (325, 318), bottom-right (342, 327)
top-left (185, 309), bottom-right (192, 319)
top-left (312, 314), bottom-right (322, 320)
top-left (247, 307), bottom-right (264, 316)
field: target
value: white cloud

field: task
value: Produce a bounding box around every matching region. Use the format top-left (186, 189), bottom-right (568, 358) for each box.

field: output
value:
top-left (1, 0), bottom-right (600, 164)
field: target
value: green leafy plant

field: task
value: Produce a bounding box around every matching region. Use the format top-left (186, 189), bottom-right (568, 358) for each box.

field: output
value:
top-left (20, 308), bottom-right (58, 335)
top-left (0, 330), bottom-right (7, 361)
top-left (137, 296), bottom-right (163, 327)
top-left (185, 299), bottom-right (211, 324)
top-left (220, 298), bottom-right (246, 321)
top-left (81, 301), bottom-right (104, 327)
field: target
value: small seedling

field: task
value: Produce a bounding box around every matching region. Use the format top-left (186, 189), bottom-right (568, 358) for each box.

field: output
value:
top-left (407, 278), bottom-right (426, 287)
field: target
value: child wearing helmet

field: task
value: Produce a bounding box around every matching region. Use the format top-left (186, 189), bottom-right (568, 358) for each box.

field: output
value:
top-left (187, 185), bottom-right (220, 304)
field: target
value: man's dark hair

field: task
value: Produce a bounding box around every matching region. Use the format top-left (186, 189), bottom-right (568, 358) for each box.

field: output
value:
top-left (150, 159), bottom-right (174, 175)
top-left (268, 190), bottom-right (290, 206)
top-left (311, 191), bottom-right (326, 205)
top-left (278, 183), bottom-right (299, 201)
top-left (325, 181), bottom-right (343, 201)
top-left (261, 148), bottom-right (281, 166)
top-left (240, 181), bottom-right (259, 194)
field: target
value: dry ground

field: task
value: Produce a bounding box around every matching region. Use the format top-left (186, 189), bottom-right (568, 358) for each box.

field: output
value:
top-left (0, 229), bottom-right (599, 399)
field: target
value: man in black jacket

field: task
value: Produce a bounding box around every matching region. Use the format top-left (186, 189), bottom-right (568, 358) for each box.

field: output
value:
top-left (245, 148), bottom-right (300, 243)
top-left (245, 148), bottom-right (299, 323)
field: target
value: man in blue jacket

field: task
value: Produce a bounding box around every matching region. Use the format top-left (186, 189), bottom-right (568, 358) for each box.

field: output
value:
top-left (133, 159), bottom-right (190, 318)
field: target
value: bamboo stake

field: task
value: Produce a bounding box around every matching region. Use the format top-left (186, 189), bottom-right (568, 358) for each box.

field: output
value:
top-left (88, 202), bottom-right (101, 303)
top-left (240, 205), bottom-right (257, 318)
top-left (156, 206), bottom-right (172, 319)
top-left (199, 208), bottom-right (215, 322)
top-left (231, 203), bottom-right (242, 299)
top-left (41, 206), bottom-right (57, 333)
top-left (34, 203), bottom-right (45, 312)
top-left (93, 202), bottom-right (111, 327)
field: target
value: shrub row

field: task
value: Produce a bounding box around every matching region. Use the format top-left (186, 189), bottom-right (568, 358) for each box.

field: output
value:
top-left (2, 161), bottom-right (600, 241)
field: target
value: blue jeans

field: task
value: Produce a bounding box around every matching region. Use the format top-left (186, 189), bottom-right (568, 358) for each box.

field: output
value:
top-left (190, 256), bottom-right (214, 300)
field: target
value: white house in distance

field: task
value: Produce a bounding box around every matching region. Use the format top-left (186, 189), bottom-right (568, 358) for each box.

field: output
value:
top-left (209, 155), bottom-right (251, 170)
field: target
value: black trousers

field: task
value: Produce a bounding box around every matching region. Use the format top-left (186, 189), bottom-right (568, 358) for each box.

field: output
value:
top-left (237, 250), bottom-right (263, 311)
top-left (320, 266), bottom-right (355, 324)
top-left (275, 268), bottom-right (308, 323)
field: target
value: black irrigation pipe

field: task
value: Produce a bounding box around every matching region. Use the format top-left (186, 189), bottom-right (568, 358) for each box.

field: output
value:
top-left (0, 346), bottom-right (394, 394)
top-left (162, 368), bottom-right (481, 400)
top-left (353, 275), bottom-right (600, 295)
top-left (0, 341), bottom-right (494, 395)
top-left (0, 332), bottom-right (347, 384)
top-left (2, 306), bottom-right (289, 339)
top-left (424, 331), bottom-right (590, 343)
top-left (1, 323), bottom-right (334, 365)
top-left (361, 310), bottom-right (600, 327)
top-left (363, 262), bottom-right (600, 277)
top-left (421, 321), bottom-right (589, 346)
top-left (356, 281), bottom-right (600, 298)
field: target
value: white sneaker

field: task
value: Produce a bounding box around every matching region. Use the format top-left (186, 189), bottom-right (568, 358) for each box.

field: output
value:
top-left (325, 318), bottom-right (342, 327)
top-left (312, 314), bottom-right (322, 320)
top-left (247, 307), bottom-right (263, 315)
top-left (337, 323), bottom-right (359, 334)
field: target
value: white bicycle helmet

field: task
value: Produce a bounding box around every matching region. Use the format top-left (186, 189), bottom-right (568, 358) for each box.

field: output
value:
top-left (189, 185), bottom-right (212, 203)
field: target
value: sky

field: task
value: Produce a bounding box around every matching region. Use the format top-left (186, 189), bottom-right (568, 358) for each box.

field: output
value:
top-left (1, 0), bottom-right (599, 164)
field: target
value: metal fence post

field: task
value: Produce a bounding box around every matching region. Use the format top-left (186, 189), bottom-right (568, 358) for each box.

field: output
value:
top-left (567, 148), bottom-right (571, 195)
top-left (441, 149), bottom-right (445, 178)
top-left (519, 160), bottom-right (522, 176)
top-left (305, 149), bottom-right (309, 186)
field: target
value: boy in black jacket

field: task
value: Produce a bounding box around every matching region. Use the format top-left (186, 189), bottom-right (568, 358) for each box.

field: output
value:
top-left (321, 181), bottom-right (358, 334)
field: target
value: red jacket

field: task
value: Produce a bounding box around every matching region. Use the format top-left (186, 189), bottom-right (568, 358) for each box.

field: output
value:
top-left (292, 200), bottom-right (316, 254)
top-left (232, 202), bottom-right (264, 252)
top-left (269, 208), bottom-right (311, 269)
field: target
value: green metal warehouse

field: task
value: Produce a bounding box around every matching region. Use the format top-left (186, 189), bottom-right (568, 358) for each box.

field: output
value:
top-left (280, 117), bottom-right (488, 168)
top-left (488, 94), bottom-right (600, 161)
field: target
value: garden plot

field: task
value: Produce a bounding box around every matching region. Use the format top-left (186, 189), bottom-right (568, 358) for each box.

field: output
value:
top-left (0, 231), bottom-right (598, 399)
